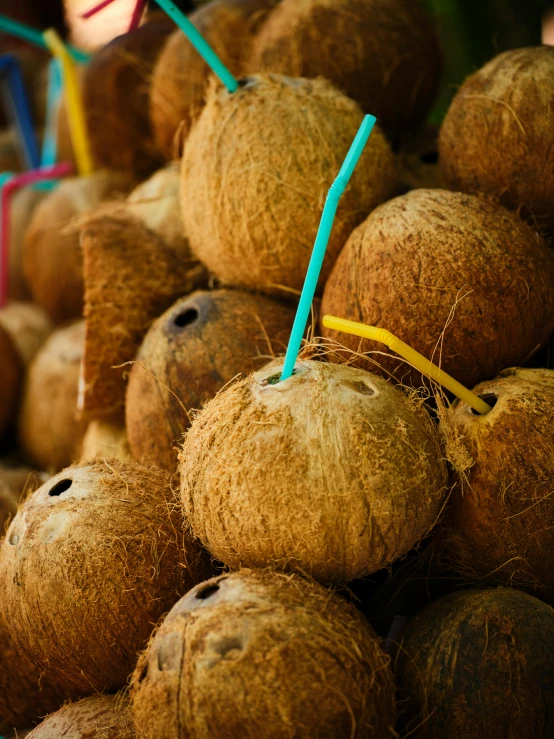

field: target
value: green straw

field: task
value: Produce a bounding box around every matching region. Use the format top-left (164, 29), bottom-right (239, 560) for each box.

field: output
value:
top-left (154, 0), bottom-right (238, 93)
top-left (0, 15), bottom-right (90, 64)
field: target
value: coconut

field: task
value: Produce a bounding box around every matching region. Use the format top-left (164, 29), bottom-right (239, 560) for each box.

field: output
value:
top-left (132, 568), bottom-right (395, 738)
top-left (180, 359), bottom-right (447, 583)
top-left (18, 321), bottom-right (87, 472)
top-left (150, 0), bottom-right (278, 160)
top-left (251, 0), bottom-right (442, 143)
top-left (0, 129), bottom-right (21, 172)
top-left (0, 460), bottom-right (210, 696)
top-left (397, 126), bottom-right (445, 194)
top-left (83, 15), bottom-right (175, 177)
top-left (397, 588), bottom-right (554, 738)
top-left (23, 171), bottom-right (134, 323)
top-left (8, 186), bottom-right (49, 301)
top-left (80, 208), bottom-right (206, 419)
top-left (80, 415), bottom-right (131, 463)
top-left (439, 47), bottom-right (554, 235)
top-left (126, 288), bottom-right (295, 472)
top-left (0, 464), bottom-right (49, 532)
top-left (181, 74), bottom-right (397, 297)
top-left (321, 189), bottom-right (554, 388)
top-left (26, 694), bottom-right (135, 739)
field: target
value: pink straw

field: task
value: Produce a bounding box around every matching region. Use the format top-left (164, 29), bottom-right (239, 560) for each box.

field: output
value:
top-left (82, 0), bottom-right (146, 32)
top-left (0, 162), bottom-right (74, 308)
top-left (81, 0), bottom-right (117, 19)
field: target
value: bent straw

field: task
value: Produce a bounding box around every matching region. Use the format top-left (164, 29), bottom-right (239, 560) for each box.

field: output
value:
top-left (0, 15), bottom-right (90, 63)
top-left (322, 315), bottom-right (492, 415)
top-left (154, 0), bottom-right (239, 93)
top-left (43, 29), bottom-right (94, 177)
top-left (41, 58), bottom-right (63, 168)
top-left (82, 0), bottom-right (146, 32)
top-left (280, 114), bottom-right (376, 382)
top-left (82, 0), bottom-right (117, 19)
top-left (0, 162), bottom-right (74, 307)
top-left (0, 54), bottom-right (40, 169)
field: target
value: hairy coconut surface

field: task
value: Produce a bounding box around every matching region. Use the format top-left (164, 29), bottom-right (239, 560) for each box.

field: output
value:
top-left (251, 0), bottom-right (441, 142)
top-left (23, 171), bottom-right (134, 323)
top-left (9, 186), bottom-right (48, 301)
top-left (26, 694), bottom-right (135, 738)
top-left (321, 189), bottom-right (554, 388)
top-left (397, 588), bottom-right (554, 738)
top-left (127, 289), bottom-right (295, 472)
top-left (132, 568), bottom-right (396, 738)
top-left (18, 321), bottom-right (87, 472)
top-left (83, 16), bottom-right (175, 177)
top-left (443, 368), bottom-right (554, 593)
top-left (0, 460), bottom-right (210, 696)
top-left (181, 74), bottom-right (397, 297)
top-left (81, 208), bottom-right (206, 419)
top-left (80, 416), bottom-right (131, 463)
top-left (180, 359), bottom-right (447, 583)
top-left (440, 47), bottom-right (554, 235)
top-left (150, 0), bottom-right (277, 160)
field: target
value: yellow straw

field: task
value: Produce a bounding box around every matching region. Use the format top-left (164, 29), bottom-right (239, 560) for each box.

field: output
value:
top-left (43, 28), bottom-right (93, 177)
top-left (322, 315), bottom-right (492, 415)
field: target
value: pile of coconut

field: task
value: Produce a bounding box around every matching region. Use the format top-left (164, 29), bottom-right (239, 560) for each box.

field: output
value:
top-left (1, 1), bottom-right (554, 736)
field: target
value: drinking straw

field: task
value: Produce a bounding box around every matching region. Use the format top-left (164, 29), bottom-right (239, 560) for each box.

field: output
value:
top-left (0, 54), bottom-right (40, 169)
top-left (43, 29), bottom-right (94, 177)
top-left (322, 315), bottom-right (493, 415)
top-left (82, 0), bottom-right (145, 32)
top-left (41, 58), bottom-right (63, 168)
top-left (0, 162), bottom-right (73, 307)
top-left (154, 0), bottom-right (239, 93)
top-left (385, 615), bottom-right (408, 656)
top-left (280, 114), bottom-right (376, 382)
top-left (0, 14), bottom-right (90, 64)
top-left (82, 0), bottom-right (117, 19)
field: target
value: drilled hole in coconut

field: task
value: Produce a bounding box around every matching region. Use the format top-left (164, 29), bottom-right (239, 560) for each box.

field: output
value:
top-left (9, 533), bottom-right (19, 546)
top-left (262, 369), bottom-right (299, 386)
top-left (237, 76), bottom-right (256, 90)
top-left (345, 381), bottom-right (375, 396)
top-left (470, 394), bottom-right (498, 415)
top-left (174, 308), bottom-right (199, 329)
top-left (420, 150), bottom-right (438, 164)
top-left (49, 479), bottom-right (72, 497)
top-left (196, 583), bottom-right (220, 600)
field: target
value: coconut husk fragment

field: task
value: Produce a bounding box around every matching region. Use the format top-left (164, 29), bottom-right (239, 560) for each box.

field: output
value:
top-left (26, 694), bottom-right (135, 739)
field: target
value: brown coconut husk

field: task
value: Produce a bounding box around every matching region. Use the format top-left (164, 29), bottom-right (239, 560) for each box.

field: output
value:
top-left (439, 47), bottom-right (554, 236)
top-left (18, 321), bottom-right (87, 473)
top-left (321, 189), bottom-right (554, 388)
top-left (179, 359), bottom-right (447, 583)
top-left (83, 15), bottom-right (175, 177)
top-left (126, 288), bottom-right (295, 472)
top-left (80, 415), bottom-right (131, 463)
top-left (181, 74), bottom-right (397, 297)
top-left (26, 694), bottom-right (135, 739)
top-left (23, 171), bottom-right (135, 324)
top-left (8, 186), bottom-right (49, 301)
top-left (396, 588), bottom-right (554, 738)
top-left (132, 568), bottom-right (396, 738)
top-left (0, 459), bottom-right (211, 697)
top-left (80, 207), bottom-right (206, 419)
top-left (150, 0), bottom-right (278, 160)
top-left (251, 0), bottom-right (442, 143)
top-left (0, 129), bottom-right (22, 173)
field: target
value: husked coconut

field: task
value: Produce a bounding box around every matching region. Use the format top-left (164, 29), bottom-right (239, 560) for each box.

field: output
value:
top-left (26, 694), bottom-right (135, 738)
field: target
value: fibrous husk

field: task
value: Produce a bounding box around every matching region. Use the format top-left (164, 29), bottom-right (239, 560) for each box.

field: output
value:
top-left (80, 415), bottom-right (131, 463)
top-left (181, 74), bottom-right (397, 297)
top-left (132, 568), bottom-right (396, 738)
top-left (126, 288), bottom-right (295, 472)
top-left (439, 46), bottom-right (554, 235)
top-left (442, 368), bottom-right (554, 594)
top-left (18, 321), bottom-right (87, 473)
top-left (80, 208), bottom-right (206, 419)
top-left (321, 189), bottom-right (554, 388)
top-left (396, 587), bottom-right (554, 738)
top-left (179, 359), bottom-right (447, 583)
top-left (23, 171), bottom-right (135, 324)
top-left (8, 186), bottom-right (49, 301)
top-left (251, 0), bottom-right (442, 143)
top-left (26, 694), bottom-right (135, 739)
top-left (150, 0), bottom-right (278, 160)
top-left (0, 459), bottom-right (211, 696)
top-left (83, 16), bottom-right (175, 177)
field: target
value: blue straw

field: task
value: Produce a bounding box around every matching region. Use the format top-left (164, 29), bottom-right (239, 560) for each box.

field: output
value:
top-left (154, 0), bottom-right (238, 93)
top-left (0, 54), bottom-right (40, 170)
top-left (280, 114), bottom-right (377, 382)
top-left (0, 15), bottom-right (90, 64)
top-left (41, 58), bottom-right (63, 168)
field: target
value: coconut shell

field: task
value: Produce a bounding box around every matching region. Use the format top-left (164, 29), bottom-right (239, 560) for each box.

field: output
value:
top-left (180, 359), bottom-right (447, 583)
top-left (439, 47), bottom-right (554, 235)
top-left (126, 288), bottom-right (295, 472)
top-left (397, 588), bottom-right (554, 738)
top-left (26, 694), bottom-right (135, 739)
top-left (23, 171), bottom-right (135, 324)
top-left (132, 568), bottom-right (396, 738)
top-left (8, 186), bottom-right (49, 301)
top-left (83, 16), bottom-right (175, 177)
top-left (181, 74), bottom-right (397, 297)
top-left (0, 460), bottom-right (210, 696)
top-left (80, 416), bottom-right (131, 463)
top-left (321, 189), bottom-right (554, 388)
top-left (252, 0), bottom-right (441, 142)
top-left (80, 208), bottom-right (206, 419)
top-left (150, 0), bottom-right (278, 160)
top-left (18, 321), bottom-right (87, 473)
top-left (0, 464), bottom-right (49, 533)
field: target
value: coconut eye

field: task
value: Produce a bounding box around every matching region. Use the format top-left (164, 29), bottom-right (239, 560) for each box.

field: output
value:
top-left (470, 394), bottom-right (498, 416)
top-left (49, 479), bottom-right (73, 497)
top-left (9, 533), bottom-right (19, 545)
top-left (174, 308), bottom-right (199, 329)
top-left (343, 380), bottom-right (376, 396)
top-left (196, 583), bottom-right (220, 600)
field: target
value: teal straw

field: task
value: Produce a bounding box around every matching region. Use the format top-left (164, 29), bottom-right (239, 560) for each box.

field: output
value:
top-left (0, 15), bottom-right (90, 64)
top-left (280, 114), bottom-right (377, 382)
top-left (154, 0), bottom-right (238, 93)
